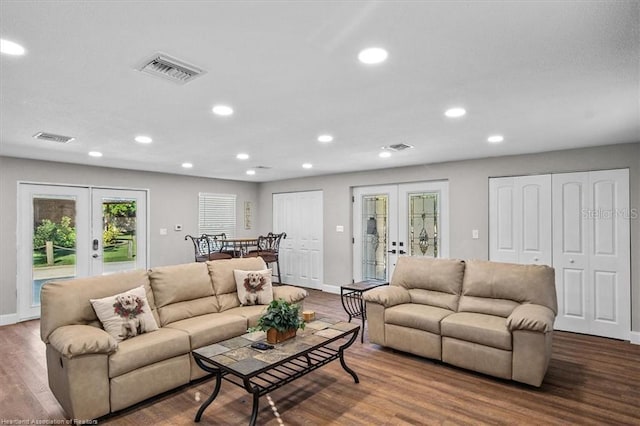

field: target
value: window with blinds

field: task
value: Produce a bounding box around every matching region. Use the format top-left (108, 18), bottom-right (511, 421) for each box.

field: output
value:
top-left (198, 193), bottom-right (236, 237)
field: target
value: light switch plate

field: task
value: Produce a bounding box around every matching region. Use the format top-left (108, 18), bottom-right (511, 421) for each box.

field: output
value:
top-left (160, 228), bottom-right (168, 236)
top-left (336, 225), bottom-right (344, 233)
top-left (472, 229), bottom-right (479, 239)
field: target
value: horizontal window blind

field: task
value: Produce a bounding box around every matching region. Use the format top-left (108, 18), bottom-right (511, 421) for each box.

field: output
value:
top-left (198, 193), bottom-right (236, 237)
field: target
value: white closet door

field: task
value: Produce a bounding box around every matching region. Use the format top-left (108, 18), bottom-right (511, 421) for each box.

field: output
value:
top-left (273, 191), bottom-right (323, 289)
top-left (489, 175), bottom-right (551, 265)
top-left (553, 169), bottom-right (630, 339)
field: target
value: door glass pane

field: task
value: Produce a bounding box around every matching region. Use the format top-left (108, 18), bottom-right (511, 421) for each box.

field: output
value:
top-left (32, 197), bottom-right (77, 306)
top-left (408, 193), bottom-right (438, 257)
top-left (361, 195), bottom-right (388, 281)
top-left (102, 198), bottom-right (138, 273)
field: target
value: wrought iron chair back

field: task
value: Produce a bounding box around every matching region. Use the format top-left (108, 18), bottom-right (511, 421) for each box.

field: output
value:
top-left (251, 232), bottom-right (287, 283)
top-left (185, 233), bottom-right (232, 262)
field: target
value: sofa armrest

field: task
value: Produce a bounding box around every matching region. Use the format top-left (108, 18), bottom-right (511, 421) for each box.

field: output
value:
top-left (363, 286), bottom-right (411, 308)
top-left (273, 285), bottom-right (308, 304)
top-left (507, 304), bottom-right (555, 333)
top-left (48, 325), bottom-right (118, 358)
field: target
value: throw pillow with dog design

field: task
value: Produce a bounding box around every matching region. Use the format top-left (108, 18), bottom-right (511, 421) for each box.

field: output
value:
top-left (233, 269), bottom-right (274, 306)
top-left (90, 286), bottom-right (159, 342)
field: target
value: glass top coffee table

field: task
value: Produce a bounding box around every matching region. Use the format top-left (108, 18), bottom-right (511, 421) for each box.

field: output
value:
top-left (192, 317), bottom-right (360, 425)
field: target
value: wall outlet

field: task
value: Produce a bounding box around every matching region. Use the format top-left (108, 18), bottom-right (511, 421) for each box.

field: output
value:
top-left (336, 225), bottom-right (344, 233)
top-left (174, 224), bottom-right (183, 231)
top-left (160, 228), bottom-right (167, 236)
top-left (472, 229), bottom-right (479, 239)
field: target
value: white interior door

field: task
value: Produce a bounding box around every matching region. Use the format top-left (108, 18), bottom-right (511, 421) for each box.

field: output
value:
top-left (489, 175), bottom-right (552, 265)
top-left (273, 191), bottom-right (323, 289)
top-left (17, 184), bottom-right (148, 320)
top-left (353, 181), bottom-right (449, 283)
top-left (553, 169), bottom-right (630, 340)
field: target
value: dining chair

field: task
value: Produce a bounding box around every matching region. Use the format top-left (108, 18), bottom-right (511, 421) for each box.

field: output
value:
top-left (246, 232), bottom-right (287, 283)
top-left (185, 234), bottom-right (232, 262)
top-left (204, 233), bottom-right (233, 260)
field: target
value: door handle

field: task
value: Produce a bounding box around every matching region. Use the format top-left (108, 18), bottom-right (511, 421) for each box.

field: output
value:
top-left (387, 249), bottom-right (397, 254)
top-left (569, 259), bottom-right (575, 263)
top-left (92, 254), bottom-right (100, 259)
top-left (399, 250), bottom-right (406, 255)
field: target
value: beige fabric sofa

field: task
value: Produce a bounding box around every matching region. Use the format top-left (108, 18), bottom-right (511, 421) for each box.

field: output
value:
top-left (363, 257), bottom-right (557, 387)
top-left (40, 257), bottom-right (307, 420)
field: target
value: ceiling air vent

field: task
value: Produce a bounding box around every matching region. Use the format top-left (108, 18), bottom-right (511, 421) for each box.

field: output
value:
top-left (137, 53), bottom-right (206, 85)
top-left (385, 143), bottom-right (414, 152)
top-left (33, 132), bottom-right (75, 144)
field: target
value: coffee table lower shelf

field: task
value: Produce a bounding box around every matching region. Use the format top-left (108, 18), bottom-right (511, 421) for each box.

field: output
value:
top-left (193, 322), bottom-right (359, 425)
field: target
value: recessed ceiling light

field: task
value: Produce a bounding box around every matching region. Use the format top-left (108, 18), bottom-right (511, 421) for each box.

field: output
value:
top-left (358, 47), bottom-right (388, 64)
top-left (0, 39), bottom-right (26, 56)
top-left (445, 107), bottom-right (466, 118)
top-left (134, 135), bottom-right (152, 144)
top-left (236, 153), bottom-right (249, 160)
top-left (379, 151), bottom-right (391, 158)
top-left (212, 105), bottom-right (234, 116)
top-left (302, 163), bottom-right (313, 169)
top-left (487, 135), bottom-right (504, 143)
top-left (246, 170), bottom-right (256, 175)
top-left (317, 134), bottom-right (334, 143)
top-left (182, 162), bottom-right (193, 169)
top-left (88, 151), bottom-right (103, 158)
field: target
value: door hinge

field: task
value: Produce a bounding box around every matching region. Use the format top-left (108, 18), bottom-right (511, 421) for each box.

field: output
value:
top-left (352, 237), bottom-right (355, 244)
top-left (352, 195), bottom-right (355, 202)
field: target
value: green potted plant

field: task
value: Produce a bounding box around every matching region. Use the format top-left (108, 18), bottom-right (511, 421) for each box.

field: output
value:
top-left (251, 299), bottom-right (305, 344)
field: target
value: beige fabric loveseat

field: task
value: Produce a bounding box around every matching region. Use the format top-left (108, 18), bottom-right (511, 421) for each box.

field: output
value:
top-left (40, 257), bottom-right (307, 420)
top-left (363, 257), bottom-right (557, 387)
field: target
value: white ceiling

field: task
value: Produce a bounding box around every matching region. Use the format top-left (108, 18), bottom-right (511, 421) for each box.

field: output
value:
top-left (1, 1), bottom-right (638, 182)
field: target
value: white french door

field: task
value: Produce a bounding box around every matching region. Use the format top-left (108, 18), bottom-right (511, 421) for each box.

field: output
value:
top-left (17, 184), bottom-right (148, 320)
top-left (353, 181), bottom-right (449, 283)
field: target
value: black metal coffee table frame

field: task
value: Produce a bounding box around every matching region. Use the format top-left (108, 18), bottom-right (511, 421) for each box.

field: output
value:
top-left (193, 325), bottom-right (359, 425)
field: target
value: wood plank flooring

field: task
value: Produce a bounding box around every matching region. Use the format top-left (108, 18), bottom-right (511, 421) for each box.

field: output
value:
top-left (1, 289), bottom-right (639, 425)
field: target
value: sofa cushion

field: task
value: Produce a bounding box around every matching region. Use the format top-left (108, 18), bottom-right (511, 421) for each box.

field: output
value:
top-left (164, 313), bottom-right (248, 349)
top-left (207, 258), bottom-right (267, 311)
top-left (460, 260), bottom-right (557, 315)
top-left (441, 312), bottom-right (512, 351)
top-left (391, 257), bottom-right (465, 311)
top-left (149, 262), bottom-right (215, 308)
top-left (109, 328), bottom-right (190, 378)
top-left (40, 269), bottom-right (153, 343)
top-left (233, 269), bottom-right (274, 305)
top-left (90, 286), bottom-right (159, 342)
top-left (223, 305), bottom-right (268, 328)
top-left (155, 296), bottom-right (219, 327)
top-left (385, 304), bottom-right (454, 335)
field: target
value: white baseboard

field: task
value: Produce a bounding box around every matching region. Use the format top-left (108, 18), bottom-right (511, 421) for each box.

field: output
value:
top-left (0, 313), bottom-right (18, 327)
top-left (630, 331), bottom-right (640, 345)
top-left (321, 284), bottom-right (340, 294)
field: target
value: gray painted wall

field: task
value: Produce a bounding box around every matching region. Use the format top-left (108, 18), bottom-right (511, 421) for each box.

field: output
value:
top-left (257, 143), bottom-right (640, 332)
top-left (0, 157), bottom-right (258, 317)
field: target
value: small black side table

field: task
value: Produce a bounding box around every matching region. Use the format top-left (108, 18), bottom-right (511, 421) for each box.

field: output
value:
top-left (340, 280), bottom-right (388, 343)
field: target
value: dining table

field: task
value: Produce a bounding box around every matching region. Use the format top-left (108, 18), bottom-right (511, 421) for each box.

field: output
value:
top-left (220, 237), bottom-right (259, 257)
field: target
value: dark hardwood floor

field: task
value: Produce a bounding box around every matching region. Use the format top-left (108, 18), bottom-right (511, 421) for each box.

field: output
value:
top-left (1, 289), bottom-right (639, 425)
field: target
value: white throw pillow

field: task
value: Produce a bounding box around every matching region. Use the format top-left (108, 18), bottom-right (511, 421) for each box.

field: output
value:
top-left (90, 286), bottom-right (159, 342)
top-left (233, 269), bottom-right (274, 306)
